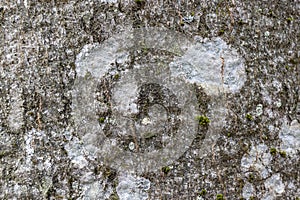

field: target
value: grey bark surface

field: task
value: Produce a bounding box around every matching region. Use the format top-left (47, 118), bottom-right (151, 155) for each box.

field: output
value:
top-left (0, 0), bottom-right (299, 199)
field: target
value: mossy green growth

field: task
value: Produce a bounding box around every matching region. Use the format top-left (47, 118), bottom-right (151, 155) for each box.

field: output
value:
top-left (248, 173), bottom-right (255, 182)
top-left (270, 147), bottom-right (277, 155)
top-left (162, 166), bottom-right (171, 174)
top-left (199, 189), bottom-right (207, 196)
top-left (286, 17), bottom-right (294, 23)
top-left (216, 193), bottom-right (224, 200)
top-left (246, 113), bottom-right (253, 121)
top-left (196, 115), bottom-right (210, 126)
top-left (109, 193), bottom-right (119, 200)
top-left (218, 29), bottom-right (225, 35)
top-left (279, 150), bottom-right (287, 158)
top-left (238, 19), bottom-right (245, 25)
top-left (144, 132), bottom-right (156, 139)
top-left (99, 117), bottom-right (105, 123)
top-left (285, 65), bottom-right (290, 70)
top-left (134, 0), bottom-right (144, 3)
top-left (0, 151), bottom-right (9, 158)
top-left (114, 74), bottom-right (120, 80)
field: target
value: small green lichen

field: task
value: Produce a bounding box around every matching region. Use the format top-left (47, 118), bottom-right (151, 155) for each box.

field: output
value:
top-left (262, 135), bottom-right (268, 140)
top-left (216, 193), bottom-right (224, 200)
top-left (249, 196), bottom-right (255, 200)
top-left (270, 147), bottom-right (277, 155)
top-left (109, 193), bottom-right (119, 200)
top-left (99, 117), bottom-right (105, 123)
top-left (285, 65), bottom-right (290, 70)
top-left (286, 17), bottom-right (294, 23)
top-left (134, 0), bottom-right (144, 3)
top-left (199, 189), bottom-right (207, 196)
top-left (246, 113), bottom-right (253, 121)
top-left (162, 166), bottom-right (171, 174)
top-left (279, 150), bottom-right (287, 158)
top-left (144, 132), bottom-right (156, 139)
top-left (196, 115), bottom-right (210, 126)
top-left (238, 19), bottom-right (245, 25)
top-left (114, 74), bottom-right (120, 80)
top-left (141, 46), bottom-right (149, 53)
top-left (218, 29), bottom-right (225, 35)
top-left (0, 151), bottom-right (9, 158)
top-left (248, 173), bottom-right (255, 182)
top-left (267, 10), bottom-right (276, 17)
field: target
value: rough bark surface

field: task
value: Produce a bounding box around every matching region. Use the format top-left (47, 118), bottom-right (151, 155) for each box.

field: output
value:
top-left (0, 0), bottom-right (299, 199)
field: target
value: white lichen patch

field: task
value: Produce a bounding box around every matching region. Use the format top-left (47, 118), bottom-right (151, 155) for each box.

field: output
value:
top-left (64, 138), bottom-right (89, 169)
top-left (111, 74), bottom-right (139, 115)
top-left (128, 142), bottom-right (135, 151)
top-left (141, 117), bottom-right (151, 125)
top-left (274, 99), bottom-right (282, 108)
top-left (16, 129), bottom-right (45, 173)
top-left (23, 129), bottom-right (36, 169)
top-left (169, 37), bottom-right (246, 96)
top-left (242, 182), bottom-right (255, 200)
top-left (116, 174), bottom-right (151, 200)
top-left (81, 181), bottom-right (113, 200)
top-left (279, 119), bottom-right (300, 156)
top-left (75, 43), bottom-right (114, 78)
top-left (7, 83), bottom-right (24, 132)
top-left (255, 104), bottom-right (263, 116)
top-left (241, 144), bottom-right (272, 178)
top-left (262, 174), bottom-right (285, 199)
top-left (100, 0), bottom-right (118, 3)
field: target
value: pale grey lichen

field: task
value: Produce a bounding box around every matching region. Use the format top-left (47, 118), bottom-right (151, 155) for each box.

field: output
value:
top-left (111, 76), bottom-right (139, 115)
top-left (242, 182), bottom-right (255, 200)
top-left (262, 174), bottom-right (285, 200)
top-left (100, 0), bottom-right (118, 3)
top-left (241, 144), bottom-right (272, 179)
top-left (81, 180), bottom-right (113, 200)
top-left (129, 142), bottom-right (135, 151)
top-left (274, 99), bottom-right (282, 108)
top-left (264, 31), bottom-right (270, 37)
top-left (256, 104), bottom-right (263, 116)
top-left (169, 37), bottom-right (246, 96)
top-left (116, 174), bottom-right (151, 200)
top-left (7, 83), bottom-right (24, 132)
top-left (279, 119), bottom-right (300, 156)
top-left (64, 138), bottom-right (89, 169)
top-left (183, 15), bottom-right (194, 23)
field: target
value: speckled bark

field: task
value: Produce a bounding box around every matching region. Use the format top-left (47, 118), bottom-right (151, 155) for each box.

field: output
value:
top-left (0, 0), bottom-right (299, 199)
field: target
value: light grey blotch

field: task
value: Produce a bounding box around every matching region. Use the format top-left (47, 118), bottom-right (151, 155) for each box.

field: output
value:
top-left (262, 174), bottom-right (285, 199)
top-left (256, 104), bottom-right (263, 116)
top-left (242, 182), bottom-right (255, 199)
top-left (170, 37), bottom-right (246, 95)
top-left (116, 174), bottom-right (151, 200)
top-left (7, 83), bottom-right (24, 132)
top-left (279, 119), bottom-right (300, 156)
